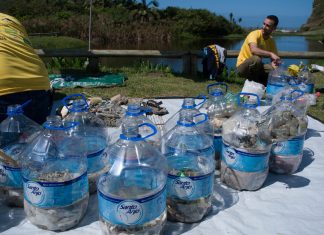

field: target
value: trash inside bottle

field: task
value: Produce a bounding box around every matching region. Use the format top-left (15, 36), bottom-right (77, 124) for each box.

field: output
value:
top-left (21, 118), bottom-right (89, 231)
top-left (162, 109), bottom-right (215, 222)
top-left (221, 93), bottom-right (271, 191)
top-left (97, 120), bottom-right (167, 234)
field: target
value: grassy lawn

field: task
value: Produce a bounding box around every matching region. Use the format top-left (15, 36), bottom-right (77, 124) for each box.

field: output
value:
top-left (53, 67), bottom-right (324, 123)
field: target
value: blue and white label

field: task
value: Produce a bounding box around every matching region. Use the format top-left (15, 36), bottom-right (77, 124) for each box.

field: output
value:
top-left (266, 83), bottom-right (285, 96)
top-left (0, 164), bottom-right (22, 188)
top-left (23, 172), bottom-right (88, 207)
top-left (272, 135), bottom-right (305, 156)
top-left (25, 182), bottom-right (45, 204)
top-left (167, 172), bottom-right (214, 200)
top-left (98, 186), bottom-right (166, 226)
top-left (222, 143), bottom-right (270, 172)
top-left (87, 149), bottom-right (106, 173)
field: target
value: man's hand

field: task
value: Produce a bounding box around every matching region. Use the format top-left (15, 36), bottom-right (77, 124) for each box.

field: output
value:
top-left (270, 52), bottom-right (281, 68)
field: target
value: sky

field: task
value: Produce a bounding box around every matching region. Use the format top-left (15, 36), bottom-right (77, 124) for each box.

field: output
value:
top-left (159, 0), bottom-right (313, 29)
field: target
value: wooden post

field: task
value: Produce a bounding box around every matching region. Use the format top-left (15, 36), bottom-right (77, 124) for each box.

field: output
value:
top-left (86, 57), bottom-right (99, 73)
top-left (182, 53), bottom-right (191, 74)
top-left (190, 54), bottom-right (198, 75)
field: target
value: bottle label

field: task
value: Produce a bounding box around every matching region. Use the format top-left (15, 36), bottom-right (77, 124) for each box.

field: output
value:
top-left (23, 172), bottom-right (88, 207)
top-left (266, 83), bottom-right (285, 96)
top-left (98, 186), bottom-right (166, 225)
top-left (213, 135), bottom-right (222, 154)
top-left (0, 164), bottom-right (22, 188)
top-left (272, 135), bottom-right (305, 156)
top-left (222, 143), bottom-right (269, 172)
top-left (87, 149), bottom-right (107, 173)
top-left (167, 172), bottom-right (214, 200)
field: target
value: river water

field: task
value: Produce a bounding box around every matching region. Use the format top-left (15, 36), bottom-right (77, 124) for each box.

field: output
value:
top-left (100, 36), bottom-right (324, 73)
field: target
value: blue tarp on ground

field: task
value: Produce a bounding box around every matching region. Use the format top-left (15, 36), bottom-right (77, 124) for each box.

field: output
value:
top-left (49, 73), bottom-right (125, 89)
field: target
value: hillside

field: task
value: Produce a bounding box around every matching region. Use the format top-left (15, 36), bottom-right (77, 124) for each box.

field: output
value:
top-left (301, 0), bottom-right (324, 31)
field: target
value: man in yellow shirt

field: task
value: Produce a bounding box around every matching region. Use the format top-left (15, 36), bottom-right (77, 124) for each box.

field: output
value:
top-left (0, 13), bottom-right (52, 124)
top-left (236, 15), bottom-right (281, 86)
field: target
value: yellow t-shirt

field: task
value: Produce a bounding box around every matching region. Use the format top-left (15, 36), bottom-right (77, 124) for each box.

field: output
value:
top-left (236, 29), bottom-right (278, 67)
top-left (0, 13), bottom-right (50, 96)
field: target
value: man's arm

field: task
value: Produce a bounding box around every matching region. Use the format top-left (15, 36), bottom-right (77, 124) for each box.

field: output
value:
top-left (249, 42), bottom-right (280, 66)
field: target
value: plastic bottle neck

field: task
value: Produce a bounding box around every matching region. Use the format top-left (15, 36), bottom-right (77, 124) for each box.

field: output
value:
top-left (182, 98), bottom-right (195, 109)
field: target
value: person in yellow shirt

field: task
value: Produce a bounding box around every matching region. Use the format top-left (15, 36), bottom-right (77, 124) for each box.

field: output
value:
top-left (0, 13), bottom-right (52, 124)
top-left (236, 15), bottom-right (281, 86)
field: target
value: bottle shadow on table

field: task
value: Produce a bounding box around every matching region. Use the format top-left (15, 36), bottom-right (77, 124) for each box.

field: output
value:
top-left (305, 128), bottom-right (322, 140)
top-left (0, 205), bottom-right (26, 233)
top-left (263, 148), bottom-right (314, 189)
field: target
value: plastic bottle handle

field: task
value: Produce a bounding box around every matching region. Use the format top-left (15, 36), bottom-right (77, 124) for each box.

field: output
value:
top-left (138, 123), bottom-right (157, 140)
top-left (61, 93), bottom-right (89, 111)
top-left (290, 89), bottom-right (305, 101)
top-left (207, 82), bottom-right (228, 94)
top-left (194, 94), bottom-right (207, 107)
top-left (7, 99), bottom-right (32, 116)
top-left (193, 113), bottom-right (208, 125)
top-left (120, 123), bottom-right (157, 141)
top-left (288, 77), bottom-right (301, 86)
top-left (237, 92), bottom-right (260, 108)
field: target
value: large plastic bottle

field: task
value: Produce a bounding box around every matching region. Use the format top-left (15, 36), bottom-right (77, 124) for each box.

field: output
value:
top-left (97, 121), bottom-right (167, 235)
top-left (206, 82), bottom-right (235, 169)
top-left (62, 94), bottom-right (109, 194)
top-left (162, 96), bottom-right (213, 137)
top-left (268, 90), bottom-right (308, 174)
top-left (110, 103), bottom-right (161, 149)
top-left (0, 102), bottom-right (42, 207)
top-left (221, 93), bottom-right (271, 191)
top-left (260, 90), bottom-right (308, 142)
top-left (162, 110), bottom-right (215, 223)
top-left (266, 66), bottom-right (290, 105)
top-left (298, 64), bottom-right (315, 94)
top-left (21, 117), bottom-right (89, 231)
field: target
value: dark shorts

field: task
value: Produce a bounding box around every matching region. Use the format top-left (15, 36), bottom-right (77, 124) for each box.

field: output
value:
top-left (0, 90), bottom-right (53, 125)
top-left (236, 56), bottom-right (274, 86)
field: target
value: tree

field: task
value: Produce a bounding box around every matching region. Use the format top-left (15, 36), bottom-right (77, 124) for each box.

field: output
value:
top-left (131, 0), bottom-right (160, 22)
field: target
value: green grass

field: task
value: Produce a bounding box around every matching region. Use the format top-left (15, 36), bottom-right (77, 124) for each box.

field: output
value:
top-left (307, 72), bottom-right (324, 122)
top-left (53, 68), bottom-right (244, 100)
top-left (30, 36), bottom-right (87, 49)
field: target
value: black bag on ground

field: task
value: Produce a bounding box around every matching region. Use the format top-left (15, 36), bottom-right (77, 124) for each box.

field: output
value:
top-left (202, 44), bottom-right (227, 80)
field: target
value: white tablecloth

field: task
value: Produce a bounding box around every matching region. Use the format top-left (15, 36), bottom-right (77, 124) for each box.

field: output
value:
top-left (1, 99), bottom-right (324, 235)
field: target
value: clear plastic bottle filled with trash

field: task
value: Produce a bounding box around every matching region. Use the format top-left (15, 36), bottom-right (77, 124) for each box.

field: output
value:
top-left (162, 110), bottom-right (215, 223)
top-left (221, 93), bottom-right (271, 191)
top-left (110, 103), bottom-right (161, 150)
top-left (259, 90), bottom-right (308, 143)
top-left (266, 65), bottom-right (290, 105)
top-left (0, 102), bottom-right (43, 207)
top-left (162, 96), bottom-right (213, 138)
top-left (205, 82), bottom-right (237, 170)
top-left (297, 63), bottom-right (315, 94)
top-left (62, 94), bottom-right (109, 194)
top-left (97, 121), bottom-right (167, 235)
top-left (263, 90), bottom-right (309, 174)
top-left (21, 117), bottom-right (89, 231)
